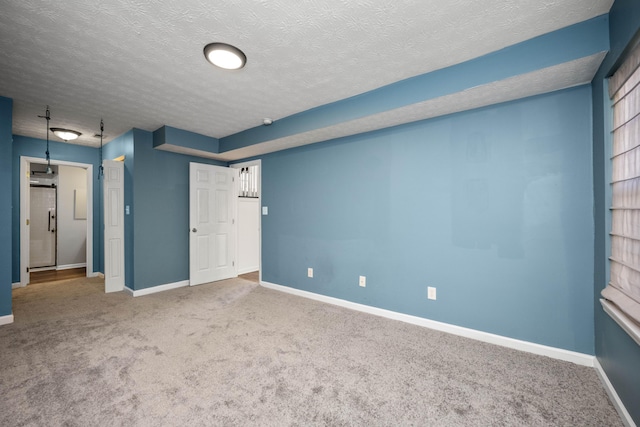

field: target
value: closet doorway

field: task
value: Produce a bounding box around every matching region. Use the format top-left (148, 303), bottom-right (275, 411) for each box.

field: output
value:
top-left (231, 160), bottom-right (261, 283)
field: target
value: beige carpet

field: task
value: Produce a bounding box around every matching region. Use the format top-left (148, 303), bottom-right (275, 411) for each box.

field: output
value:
top-left (1, 277), bottom-right (622, 426)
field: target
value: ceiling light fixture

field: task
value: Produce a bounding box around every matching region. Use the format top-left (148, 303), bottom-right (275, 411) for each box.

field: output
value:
top-left (204, 43), bottom-right (246, 70)
top-left (50, 128), bottom-right (81, 141)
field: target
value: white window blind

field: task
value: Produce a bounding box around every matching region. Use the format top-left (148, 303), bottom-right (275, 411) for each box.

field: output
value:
top-left (603, 40), bottom-right (640, 328)
top-left (238, 165), bottom-right (258, 198)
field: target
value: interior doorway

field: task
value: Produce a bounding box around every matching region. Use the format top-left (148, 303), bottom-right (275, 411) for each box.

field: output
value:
top-left (231, 160), bottom-right (261, 282)
top-left (19, 156), bottom-right (94, 287)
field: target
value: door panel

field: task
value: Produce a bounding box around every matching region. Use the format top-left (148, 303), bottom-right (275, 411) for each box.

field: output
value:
top-left (190, 163), bottom-right (237, 286)
top-left (104, 160), bottom-right (125, 293)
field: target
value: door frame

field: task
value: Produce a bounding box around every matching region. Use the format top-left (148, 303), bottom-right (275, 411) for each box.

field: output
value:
top-left (20, 156), bottom-right (94, 287)
top-left (230, 159), bottom-right (262, 283)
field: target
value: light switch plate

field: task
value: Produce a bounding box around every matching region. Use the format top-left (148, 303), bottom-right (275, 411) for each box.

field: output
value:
top-left (262, 206), bottom-right (268, 215)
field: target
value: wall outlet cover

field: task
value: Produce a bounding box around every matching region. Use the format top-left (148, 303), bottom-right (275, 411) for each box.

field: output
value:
top-left (359, 276), bottom-right (366, 287)
top-left (428, 286), bottom-right (436, 300)
top-left (308, 268), bottom-right (313, 278)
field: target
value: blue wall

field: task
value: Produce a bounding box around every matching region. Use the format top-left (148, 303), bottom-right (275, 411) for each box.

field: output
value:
top-left (0, 97), bottom-right (12, 317)
top-left (221, 16), bottom-right (608, 152)
top-left (131, 129), bottom-right (226, 290)
top-left (592, 0), bottom-right (640, 423)
top-left (262, 86), bottom-right (595, 354)
top-left (11, 136), bottom-right (101, 282)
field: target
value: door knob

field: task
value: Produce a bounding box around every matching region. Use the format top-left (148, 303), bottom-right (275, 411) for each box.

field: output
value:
top-left (192, 228), bottom-right (197, 232)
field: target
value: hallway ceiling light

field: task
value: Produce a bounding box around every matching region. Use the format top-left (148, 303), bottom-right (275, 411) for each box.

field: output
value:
top-left (37, 106), bottom-right (53, 174)
top-left (50, 128), bottom-right (81, 141)
top-left (204, 43), bottom-right (246, 70)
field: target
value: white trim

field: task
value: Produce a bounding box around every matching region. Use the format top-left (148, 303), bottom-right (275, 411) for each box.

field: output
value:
top-left (126, 280), bottom-right (189, 297)
top-left (12, 282), bottom-right (24, 289)
top-left (88, 272), bottom-right (104, 279)
top-left (260, 281), bottom-right (595, 367)
top-left (0, 314), bottom-right (14, 326)
top-left (20, 156), bottom-right (94, 288)
top-left (56, 263), bottom-right (87, 271)
top-left (28, 266), bottom-right (56, 273)
top-left (601, 298), bottom-right (640, 347)
top-left (594, 358), bottom-right (637, 427)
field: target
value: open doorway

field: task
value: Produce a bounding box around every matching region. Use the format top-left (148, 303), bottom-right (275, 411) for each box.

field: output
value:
top-left (19, 156), bottom-right (94, 287)
top-left (231, 160), bottom-right (261, 284)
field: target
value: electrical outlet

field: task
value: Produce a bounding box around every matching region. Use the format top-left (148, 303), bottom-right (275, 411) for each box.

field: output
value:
top-left (359, 276), bottom-right (366, 287)
top-left (427, 287), bottom-right (436, 300)
top-left (308, 268), bottom-right (313, 278)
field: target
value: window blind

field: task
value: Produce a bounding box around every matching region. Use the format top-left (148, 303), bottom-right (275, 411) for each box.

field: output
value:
top-left (238, 165), bottom-right (258, 198)
top-left (603, 41), bottom-right (640, 326)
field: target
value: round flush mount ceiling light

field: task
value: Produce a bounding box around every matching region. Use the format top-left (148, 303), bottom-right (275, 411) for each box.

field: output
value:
top-left (50, 128), bottom-right (81, 141)
top-left (204, 42), bottom-right (246, 70)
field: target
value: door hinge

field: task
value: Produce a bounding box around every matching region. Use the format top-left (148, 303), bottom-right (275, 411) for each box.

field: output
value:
top-left (26, 267), bottom-right (29, 273)
top-left (26, 219), bottom-right (29, 226)
top-left (232, 261), bottom-right (235, 267)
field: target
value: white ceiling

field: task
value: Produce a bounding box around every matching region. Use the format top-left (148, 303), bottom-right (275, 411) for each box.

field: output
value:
top-left (0, 0), bottom-right (613, 152)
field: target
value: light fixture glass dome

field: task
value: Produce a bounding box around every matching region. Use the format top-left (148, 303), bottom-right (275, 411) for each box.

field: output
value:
top-left (204, 43), bottom-right (246, 70)
top-left (50, 128), bottom-right (81, 141)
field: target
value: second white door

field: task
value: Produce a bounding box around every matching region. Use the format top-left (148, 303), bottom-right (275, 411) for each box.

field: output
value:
top-left (190, 163), bottom-right (238, 286)
top-left (103, 160), bottom-right (125, 293)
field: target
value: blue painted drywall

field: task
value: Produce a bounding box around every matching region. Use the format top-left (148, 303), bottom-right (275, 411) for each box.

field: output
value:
top-left (0, 97), bottom-right (13, 317)
top-left (11, 136), bottom-right (101, 282)
top-left (592, 0), bottom-right (640, 423)
top-left (261, 86), bottom-right (594, 354)
top-left (103, 130), bottom-right (135, 287)
top-left (153, 126), bottom-right (219, 155)
top-left (220, 15), bottom-right (608, 152)
top-left (131, 129), bottom-right (226, 290)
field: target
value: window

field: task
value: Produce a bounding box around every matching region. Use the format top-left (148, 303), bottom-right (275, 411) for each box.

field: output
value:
top-left (602, 40), bottom-right (640, 344)
top-left (238, 165), bottom-right (258, 198)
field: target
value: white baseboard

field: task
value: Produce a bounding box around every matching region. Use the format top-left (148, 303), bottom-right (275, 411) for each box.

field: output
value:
top-left (125, 280), bottom-right (189, 297)
top-left (238, 267), bottom-right (259, 275)
top-left (260, 281), bottom-right (595, 367)
top-left (88, 272), bottom-right (105, 279)
top-left (0, 313), bottom-right (14, 326)
top-left (12, 282), bottom-right (24, 289)
top-left (594, 358), bottom-right (637, 427)
top-left (57, 263), bottom-right (87, 271)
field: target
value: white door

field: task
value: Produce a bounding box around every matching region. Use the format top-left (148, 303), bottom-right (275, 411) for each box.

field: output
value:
top-left (29, 186), bottom-right (57, 268)
top-left (189, 163), bottom-right (237, 286)
top-left (103, 160), bottom-right (125, 293)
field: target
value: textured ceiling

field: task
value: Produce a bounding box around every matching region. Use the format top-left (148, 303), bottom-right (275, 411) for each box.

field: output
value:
top-left (0, 0), bottom-right (613, 150)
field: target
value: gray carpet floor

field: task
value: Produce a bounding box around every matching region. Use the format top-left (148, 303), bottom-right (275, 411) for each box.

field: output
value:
top-left (1, 277), bottom-right (622, 426)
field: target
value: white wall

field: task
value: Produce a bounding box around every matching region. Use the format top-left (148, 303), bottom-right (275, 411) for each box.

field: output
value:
top-left (57, 165), bottom-right (87, 268)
